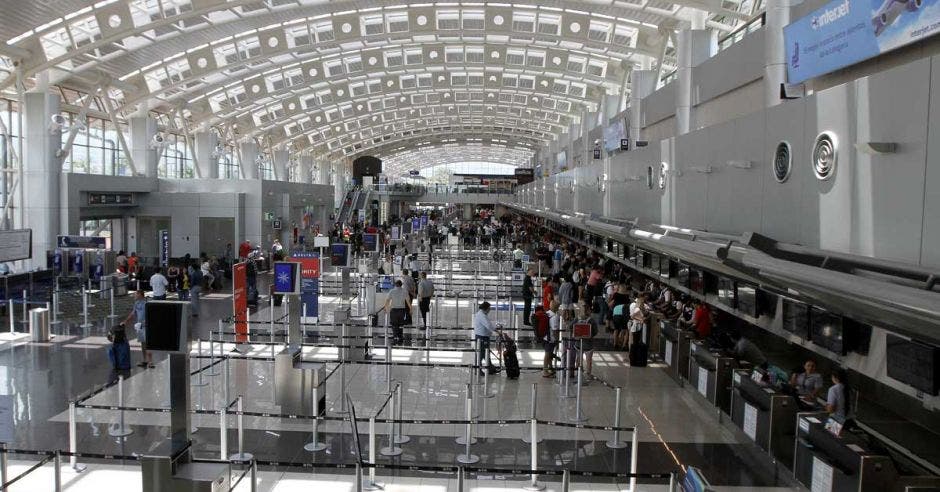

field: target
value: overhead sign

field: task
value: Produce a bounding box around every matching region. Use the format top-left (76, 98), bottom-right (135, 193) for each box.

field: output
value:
top-left (409, 169), bottom-right (420, 176)
top-left (0, 229), bottom-right (31, 262)
top-left (272, 219), bottom-right (282, 230)
top-left (785, 0), bottom-right (940, 83)
top-left (57, 235), bottom-right (106, 250)
top-left (620, 138), bottom-right (631, 151)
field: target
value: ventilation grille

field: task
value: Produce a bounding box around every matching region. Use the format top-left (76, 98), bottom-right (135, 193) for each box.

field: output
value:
top-left (773, 141), bottom-right (791, 183)
top-left (813, 132), bottom-right (837, 180)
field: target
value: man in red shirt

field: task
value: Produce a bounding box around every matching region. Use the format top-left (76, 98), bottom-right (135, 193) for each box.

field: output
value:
top-left (238, 240), bottom-right (251, 260)
top-left (692, 300), bottom-right (713, 338)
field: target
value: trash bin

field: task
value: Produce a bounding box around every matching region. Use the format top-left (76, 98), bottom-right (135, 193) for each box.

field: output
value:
top-left (29, 307), bottom-right (50, 342)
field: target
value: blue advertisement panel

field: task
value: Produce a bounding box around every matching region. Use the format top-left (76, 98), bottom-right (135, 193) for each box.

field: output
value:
top-left (412, 217), bottom-right (420, 231)
top-left (291, 251), bottom-right (319, 319)
top-left (420, 215), bottom-right (428, 228)
top-left (785, 0), bottom-right (940, 83)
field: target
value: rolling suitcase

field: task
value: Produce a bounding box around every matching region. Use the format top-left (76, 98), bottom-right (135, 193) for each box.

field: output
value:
top-left (629, 341), bottom-right (648, 367)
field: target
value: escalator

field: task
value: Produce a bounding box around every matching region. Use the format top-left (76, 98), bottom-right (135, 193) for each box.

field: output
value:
top-left (338, 189), bottom-right (359, 224)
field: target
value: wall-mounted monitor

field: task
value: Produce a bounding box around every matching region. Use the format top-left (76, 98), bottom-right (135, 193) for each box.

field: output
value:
top-left (688, 268), bottom-right (705, 294)
top-left (782, 297), bottom-right (810, 338)
top-left (144, 301), bottom-right (189, 353)
top-left (810, 306), bottom-right (844, 354)
top-left (330, 243), bottom-right (352, 268)
top-left (886, 334), bottom-right (940, 396)
top-left (736, 282), bottom-right (758, 318)
top-left (362, 233), bottom-right (380, 253)
top-left (716, 277), bottom-right (736, 309)
top-left (272, 261), bottom-right (302, 295)
top-left (755, 289), bottom-right (778, 318)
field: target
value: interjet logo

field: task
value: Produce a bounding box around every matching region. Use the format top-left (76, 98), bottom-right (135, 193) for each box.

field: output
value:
top-left (811, 0), bottom-right (851, 29)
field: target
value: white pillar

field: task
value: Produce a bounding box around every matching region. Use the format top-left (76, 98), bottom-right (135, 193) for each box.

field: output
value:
top-left (240, 141), bottom-right (259, 180)
top-left (630, 70), bottom-right (658, 145)
top-left (23, 91), bottom-right (62, 270)
top-left (299, 155), bottom-right (314, 184)
top-left (765, 0), bottom-right (801, 107)
top-left (273, 150), bottom-right (289, 181)
top-left (317, 159), bottom-right (331, 185)
top-left (333, 161), bottom-right (346, 209)
top-left (676, 27), bottom-right (715, 135)
top-left (129, 116), bottom-right (159, 177)
top-left (194, 131), bottom-right (219, 179)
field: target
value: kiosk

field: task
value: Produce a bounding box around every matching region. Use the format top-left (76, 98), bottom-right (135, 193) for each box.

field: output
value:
top-left (659, 320), bottom-right (694, 385)
top-left (730, 369), bottom-right (798, 468)
top-left (688, 341), bottom-right (738, 415)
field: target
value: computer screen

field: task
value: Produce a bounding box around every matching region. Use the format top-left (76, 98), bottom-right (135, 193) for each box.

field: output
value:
top-left (144, 301), bottom-right (188, 353)
top-left (782, 298), bottom-right (810, 338)
top-left (330, 243), bottom-right (351, 268)
top-left (886, 334), bottom-right (939, 395)
top-left (362, 233), bottom-right (380, 253)
top-left (810, 306), bottom-right (844, 354)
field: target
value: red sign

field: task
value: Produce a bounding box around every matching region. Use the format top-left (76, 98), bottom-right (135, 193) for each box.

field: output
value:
top-left (232, 262), bottom-right (248, 343)
top-left (290, 254), bottom-right (320, 279)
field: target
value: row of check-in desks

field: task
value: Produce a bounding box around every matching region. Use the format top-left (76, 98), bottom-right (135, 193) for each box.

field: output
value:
top-left (657, 320), bottom-right (940, 492)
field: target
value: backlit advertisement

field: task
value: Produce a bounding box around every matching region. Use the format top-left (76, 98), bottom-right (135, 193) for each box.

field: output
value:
top-left (785, 0), bottom-right (940, 83)
top-left (233, 262), bottom-right (248, 343)
top-left (290, 252), bottom-right (320, 320)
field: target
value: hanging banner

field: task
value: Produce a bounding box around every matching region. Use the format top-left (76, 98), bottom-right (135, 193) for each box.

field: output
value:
top-left (232, 262), bottom-right (248, 343)
top-left (159, 230), bottom-right (170, 267)
top-left (784, 0), bottom-right (940, 84)
top-left (290, 251), bottom-right (320, 320)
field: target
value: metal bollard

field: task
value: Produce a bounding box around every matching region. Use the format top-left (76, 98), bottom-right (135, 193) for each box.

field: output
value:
top-left (108, 375), bottom-right (133, 437)
top-left (68, 401), bottom-right (86, 472)
top-left (80, 287), bottom-right (92, 329)
top-left (304, 385), bottom-right (327, 452)
top-left (21, 289), bottom-right (27, 327)
top-left (394, 382), bottom-right (410, 445)
top-left (629, 426), bottom-right (640, 492)
top-left (7, 299), bottom-right (13, 333)
top-left (380, 384), bottom-right (402, 456)
top-left (522, 384), bottom-right (543, 444)
top-left (456, 384), bottom-right (479, 464)
top-left (193, 339), bottom-right (208, 387)
top-left (228, 396), bottom-right (253, 461)
top-left (521, 418), bottom-right (544, 490)
top-left (606, 387), bottom-right (628, 449)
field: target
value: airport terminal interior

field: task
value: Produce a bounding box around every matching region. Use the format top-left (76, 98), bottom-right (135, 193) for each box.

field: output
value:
top-left (0, 0), bottom-right (939, 490)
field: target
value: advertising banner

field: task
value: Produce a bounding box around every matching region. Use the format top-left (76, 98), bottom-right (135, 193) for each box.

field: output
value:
top-left (420, 215), bottom-right (428, 228)
top-left (412, 217), bottom-right (420, 232)
top-left (232, 262), bottom-right (248, 343)
top-left (290, 252), bottom-right (320, 320)
top-left (785, 0), bottom-right (940, 83)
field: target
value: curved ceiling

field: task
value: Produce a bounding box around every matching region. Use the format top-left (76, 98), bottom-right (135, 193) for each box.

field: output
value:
top-left (0, 1), bottom-right (754, 174)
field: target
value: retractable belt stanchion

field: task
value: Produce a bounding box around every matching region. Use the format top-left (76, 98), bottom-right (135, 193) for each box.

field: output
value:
top-left (54, 449), bottom-right (62, 491)
top-left (339, 322), bottom-right (349, 415)
top-left (629, 426), bottom-right (640, 492)
top-left (108, 287), bottom-right (118, 319)
top-left (570, 338), bottom-right (588, 423)
top-left (561, 469), bottom-right (571, 492)
top-left (456, 383), bottom-right (479, 464)
top-left (207, 322), bottom-right (220, 376)
top-left (521, 384), bottom-right (542, 444)
top-left (80, 286), bottom-right (92, 329)
top-left (68, 401), bottom-right (86, 472)
top-left (7, 299), bottom-right (14, 333)
top-left (108, 374), bottom-right (133, 437)
top-left (384, 315), bottom-right (392, 396)
top-left (219, 404), bottom-right (228, 460)
top-left (522, 412), bottom-right (544, 490)
top-left (21, 289), bottom-right (27, 327)
top-left (606, 387), bottom-right (628, 449)
top-left (364, 416), bottom-right (380, 490)
top-left (229, 395), bottom-right (253, 461)
top-left (394, 382), bottom-right (410, 445)
top-left (192, 338), bottom-right (208, 387)
top-left (304, 382), bottom-right (327, 452)
top-left (380, 383), bottom-right (402, 456)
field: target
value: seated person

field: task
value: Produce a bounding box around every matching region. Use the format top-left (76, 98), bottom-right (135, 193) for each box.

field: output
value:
top-left (790, 359), bottom-right (824, 401)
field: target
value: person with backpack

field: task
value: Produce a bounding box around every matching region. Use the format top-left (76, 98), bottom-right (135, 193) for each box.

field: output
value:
top-left (107, 323), bottom-right (132, 380)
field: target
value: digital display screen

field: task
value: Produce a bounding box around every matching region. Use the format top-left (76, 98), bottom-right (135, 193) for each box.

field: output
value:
top-left (390, 226), bottom-right (401, 241)
top-left (273, 261), bottom-right (301, 295)
top-left (362, 233), bottom-right (379, 253)
top-left (810, 306), bottom-right (844, 354)
top-left (737, 282), bottom-right (758, 317)
top-left (886, 334), bottom-right (939, 395)
top-left (144, 302), bottom-right (187, 353)
top-left (717, 277), bottom-right (736, 309)
top-left (782, 297), bottom-right (810, 337)
top-left (330, 243), bottom-right (350, 268)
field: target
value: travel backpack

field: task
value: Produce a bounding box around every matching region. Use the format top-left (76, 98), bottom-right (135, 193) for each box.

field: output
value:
top-left (531, 311), bottom-right (550, 339)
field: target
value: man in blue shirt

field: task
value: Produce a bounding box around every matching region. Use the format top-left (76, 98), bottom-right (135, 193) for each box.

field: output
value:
top-left (473, 302), bottom-right (496, 375)
top-left (122, 290), bottom-right (153, 368)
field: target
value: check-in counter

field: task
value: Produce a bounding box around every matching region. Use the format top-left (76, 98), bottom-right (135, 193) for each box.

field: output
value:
top-left (659, 320), bottom-right (693, 385)
top-left (731, 369), bottom-right (798, 468)
top-left (793, 412), bottom-right (911, 492)
top-left (688, 341), bottom-right (737, 415)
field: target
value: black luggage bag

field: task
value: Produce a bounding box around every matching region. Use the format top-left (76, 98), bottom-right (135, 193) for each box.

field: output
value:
top-left (629, 341), bottom-right (648, 367)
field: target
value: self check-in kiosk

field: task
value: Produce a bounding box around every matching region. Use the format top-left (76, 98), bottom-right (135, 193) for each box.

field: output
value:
top-left (730, 369), bottom-right (798, 468)
top-left (688, 340), bottom-right (738, 415)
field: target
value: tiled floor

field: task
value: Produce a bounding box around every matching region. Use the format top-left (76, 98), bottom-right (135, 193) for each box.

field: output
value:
top-left (0, 268), bottom-right (804, 491)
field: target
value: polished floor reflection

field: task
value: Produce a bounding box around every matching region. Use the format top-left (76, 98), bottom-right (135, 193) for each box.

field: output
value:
top-left (0, 276), bottom-right (802, 491)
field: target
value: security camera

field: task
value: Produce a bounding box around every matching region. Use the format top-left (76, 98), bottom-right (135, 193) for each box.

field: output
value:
top-left (150, 133), bottom-right (167, 149)
top-left (48, 114), bottom-right (67, 134)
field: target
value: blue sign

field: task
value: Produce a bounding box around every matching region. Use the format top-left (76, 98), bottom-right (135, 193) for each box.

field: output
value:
top-left (93, 253), bottom-right (104, 281)
top-left (73, 250), bottom-right (83, 274)
top-left (785, 0), bottom-right (940, 83)
top-left (412, 217), bottom-right (420, 231)
top-left (301, 278), bottom-right (319, 318)
top-left (53, 250), bottom-right (62, 274)
top-left (273, 262), bottom-right (300, 294)
top-left (420, 215), bottom-right (428, 228)
top-left (57, 235), bottom-right (106, 249)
